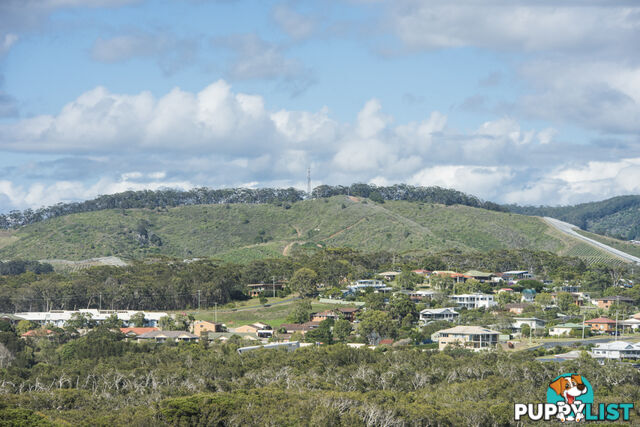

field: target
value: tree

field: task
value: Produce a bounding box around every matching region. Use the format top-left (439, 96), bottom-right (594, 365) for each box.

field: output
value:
top-left (397, 271), bottom-right (423, 290)
top-left (286, 300), bottom-right (313, 323)
top-left (333, 319), bottom-right (352, 342)
top-left (521, 324), bottom-right (531, 338)
top-left (358, 310), bottom-right (397, 343)
top-left (289, 268), bottom-right (319, 297)
top-left (364, 292), bottom-right (385, 310)
top-left (556, 292), bottom-right (574, 312)
top-left (159, 316), bottom-right (176, 331)
top-left (103, 313), bottom-right (122, 329)
top-left (535, 293), bottom-right (553, 308)
top-left (65, 312), bottom-right (95, 330)
top-left (305, 319), bottom-right (332, 344)
top-left (130, 312), bottom-right (146, 327)
top-left (388, 294), bottom-right (417, 321)
top-left (16, 320), bottom-right (37, 336)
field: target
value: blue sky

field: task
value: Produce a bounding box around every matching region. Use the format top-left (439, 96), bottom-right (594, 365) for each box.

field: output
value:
top-left (1, 0), bottom-right (640, 212)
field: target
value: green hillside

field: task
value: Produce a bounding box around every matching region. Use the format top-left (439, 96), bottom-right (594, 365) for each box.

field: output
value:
top-left (508, 195), bottom-right (640, 240)
top-left (0, 196), bottom-right (624, 263)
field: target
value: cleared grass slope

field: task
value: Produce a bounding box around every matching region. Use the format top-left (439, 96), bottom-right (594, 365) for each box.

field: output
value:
top-left (0, 196), bottom-right (623, 263)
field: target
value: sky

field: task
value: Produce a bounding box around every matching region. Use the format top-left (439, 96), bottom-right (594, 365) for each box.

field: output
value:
top-left (1, 0), bottom-right (640, 213)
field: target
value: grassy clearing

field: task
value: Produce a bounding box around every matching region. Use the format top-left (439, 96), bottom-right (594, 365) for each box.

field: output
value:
top-left (189, 299), bottom-right (357, 328)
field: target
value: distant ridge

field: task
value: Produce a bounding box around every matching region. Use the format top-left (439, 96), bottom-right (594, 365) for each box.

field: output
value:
top-left (506, 195), bottom-right (640, 240)
top-left (0, 184), bottom-right (505, 229)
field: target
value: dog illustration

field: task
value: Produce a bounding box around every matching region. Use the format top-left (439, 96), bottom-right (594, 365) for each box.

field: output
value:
top-left (549, 375), bottom-right (587, 422)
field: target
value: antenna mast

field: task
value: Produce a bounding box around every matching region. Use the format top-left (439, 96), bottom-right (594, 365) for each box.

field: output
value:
top-left (307, 166), bottom-right (311, 197)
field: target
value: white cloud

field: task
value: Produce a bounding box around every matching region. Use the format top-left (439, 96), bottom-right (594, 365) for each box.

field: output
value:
top-left (273, 4), bottom-right (315, 40)
top-left (390, 1), bottom-right (640, 56)
top-left (410, 165), bottom-right (513, 200)
top-left (0, 81), bottom-right (636, 210)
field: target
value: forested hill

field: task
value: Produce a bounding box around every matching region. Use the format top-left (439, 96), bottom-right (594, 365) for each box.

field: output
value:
top-left (0, 184), bottom-right (504, 229)
top-left (506, 195), bottom-right (640, 240)
top-left (0, 195), bottom-right (621, 263)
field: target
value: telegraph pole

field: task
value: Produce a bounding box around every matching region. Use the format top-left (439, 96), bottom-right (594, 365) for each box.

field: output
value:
top-left (272, 276), bottom-right (276, 298)
top-left (99, 293), bottom-right (102, 311)
top-left (197, 290), bottom-right (201, 311)
top-left (582, 314), bottom-right (586, 339)
top-left (307, 167), bottom-right (311, 197)
top-left (214, 302), bottom-right (218, 323)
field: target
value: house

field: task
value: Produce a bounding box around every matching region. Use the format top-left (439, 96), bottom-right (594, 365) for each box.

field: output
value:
top-left (119, 327), bottom-right (159, 338)
top-left (346, 279), bottom-right (391, 294)
top-left (450, 293), bottom-right (497, 309)
top-left (431, 271), bottom-right (469, 283)
top-left (464, 270), bottom-right (494, 282)
top-left (511, 317), bottom-right (546, 331)
top-left (412, 269), bottom-right (431, 277)
top-left (378, 338), bottom-right (394, 346)
top-left (434, 326), bottom-right (500, 351)
top-left (591, 341), bottom-right (640, 360)
top-left (191, 320), bottom-right (224, 337)
top-left (502, 270), bottom-right (533, 281)
top-left (620, 318), bottom-right (640, 332)
top-left (246, 283), bottom-right (285, 298)
top-left (395, 289), bottom-right (437, 302)
top-left (13, 309), bottom-right (168, 328)
top-left (279, 321), bottom-right (321, 335)
top-left (20, 329), bottom-right (56, 339)
top-left (550, 292), bottom-right (585, 307)
top-left (521, 289), bottom-right (537, 303)
top-left (377, 271), bottom-right (402, 281)
top-left (585, 317), bottom-right (617, 333)
top-left (549, 323), bottom-right (584, 336)
top-left (419, 308), bottom-right (459, 324)
top-left (594, 296), bottom-right (634, 310)
top-left (136, 330), bottom-right (198, 343)
top-left (336, 307), bottom-right (360, 322)
top-left (311, 310), bottom-right (340, 322)
top-left (504, 303), bottom-right (530, 315)
top-left (232, 323), bottom-right (273, 338)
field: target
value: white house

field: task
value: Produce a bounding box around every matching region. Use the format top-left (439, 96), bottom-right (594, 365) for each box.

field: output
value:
top-left (13, 309), bottom-right (168, 328)
top-left (433, 325), bottom-right (500, 351)
top-left (549, 323), bottom-right (584, 336)
top-left (591, 341), bottom-right (640, 360)
top-left (511, 317), bottom-right (546, 331)
top-left (419, 308), bottom-right (459, 324)
top-left (450, 293), bottom-right (497, 309)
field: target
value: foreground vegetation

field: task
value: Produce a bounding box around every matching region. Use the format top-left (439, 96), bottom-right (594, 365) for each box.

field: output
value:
top-left (1, 324), bottom-right (639, 426)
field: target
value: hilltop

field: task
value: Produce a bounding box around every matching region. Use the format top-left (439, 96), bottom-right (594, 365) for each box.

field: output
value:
top-left (0, 195), bottom-right (626, 264)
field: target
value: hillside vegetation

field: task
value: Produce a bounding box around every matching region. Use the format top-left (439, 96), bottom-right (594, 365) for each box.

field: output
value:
top-left (508, 195), bottom-right (640, 240)
top-left (0, 196), bottom-right (623, 263)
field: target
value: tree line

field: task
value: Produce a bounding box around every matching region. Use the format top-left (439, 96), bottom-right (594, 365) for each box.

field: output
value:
top-left (0, 247), bottom-right (613, 313)
top-left (0, 184), bottom-right (507, 230)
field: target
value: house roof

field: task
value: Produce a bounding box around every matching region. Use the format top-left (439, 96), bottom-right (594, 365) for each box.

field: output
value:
top-left (585, 317), bottom-right (616, 324)
top-left (314, 310), bottom-right (338, 317)
top-left (119, 327), bottom-right (159, 336)
top-left (377, 271), bottom-right (401, 276)
top-left (378, 339), bottom-right (394, 345)
top-left (337, 307), bottom-right (360, 313)
top-left (437, 326), bottom-right (500, 335)
top-left (464, 270), bottom-right (494, 278)
top-left (137, 330), bottom-right (198, 339)
top-left (552, 323), bottom-right (583, 329)
top-left (596, 296), bottom-right (634, 302)
top-left (593, 341), bottom-right (640, 351)
top-left (21, 329), bottom-right (55, 337)
top-left (505, 303), bottom-right (529, 309)
top-left (280, 321), bottom-right (321, 331)
top-left (420, 307), bottom-right (458, 315)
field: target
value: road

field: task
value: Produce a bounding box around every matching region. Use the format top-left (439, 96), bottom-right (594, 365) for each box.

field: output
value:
top-left (543, 217), bottom-right (640, 264)
top-left (527, 336), bottom-right (626, 350)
